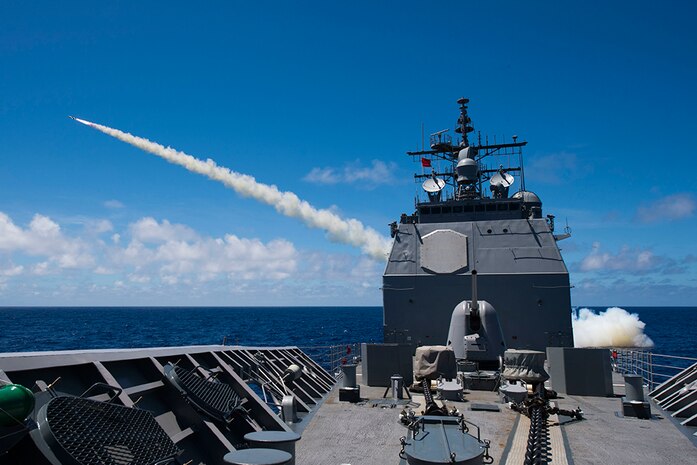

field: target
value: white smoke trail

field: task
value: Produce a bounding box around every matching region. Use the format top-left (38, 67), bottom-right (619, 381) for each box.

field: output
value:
top-left (572, 307), bottom-right (654, 348)
top-left (73, 117), bottom-right (392, 260)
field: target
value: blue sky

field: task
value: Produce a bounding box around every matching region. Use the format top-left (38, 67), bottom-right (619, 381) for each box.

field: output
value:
top-left (1, 1), bottom-right (695, 306)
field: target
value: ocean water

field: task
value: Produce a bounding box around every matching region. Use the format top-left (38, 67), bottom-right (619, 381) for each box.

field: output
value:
top-left (0, 306), bottom-right (383, 353)
top-left (0, 306), bottom-right (694, 359)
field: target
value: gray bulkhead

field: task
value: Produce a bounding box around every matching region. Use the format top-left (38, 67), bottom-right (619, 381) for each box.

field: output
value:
top-left (382, 218), bottom-right (574, 351)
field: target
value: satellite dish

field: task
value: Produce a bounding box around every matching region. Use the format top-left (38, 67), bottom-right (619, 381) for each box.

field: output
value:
top-left (423, 177), bottom-right (446, 193)
top-left (490, 171), bottom-right (514, 189)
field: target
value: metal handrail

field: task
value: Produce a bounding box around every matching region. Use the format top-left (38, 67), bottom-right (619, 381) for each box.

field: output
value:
top-left (611, 348), bottom-right (697, 390)
top-left (297, 343), bottom-right (363, 375)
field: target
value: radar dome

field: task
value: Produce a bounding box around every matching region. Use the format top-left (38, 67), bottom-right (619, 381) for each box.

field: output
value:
top-left (456, 158), bottom-right (478, 183)
top-left (458, 147), bottom-right (477, 161)
top-left (512, 191), bottom-right (542, 204)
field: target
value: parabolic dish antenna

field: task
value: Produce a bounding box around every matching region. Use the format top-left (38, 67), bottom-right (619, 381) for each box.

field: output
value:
top-left (490, 171), bottom-right (514, 189)
top-left (423, 177), bottom-right (446, 193)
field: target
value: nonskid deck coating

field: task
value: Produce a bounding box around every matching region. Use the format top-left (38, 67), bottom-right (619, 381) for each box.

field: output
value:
top-left (296, 376), bottom-right (697, 465)
top-left (295, 379), bottom-right (518, 465)
top-left (557, 393), bottom-right (697, 465)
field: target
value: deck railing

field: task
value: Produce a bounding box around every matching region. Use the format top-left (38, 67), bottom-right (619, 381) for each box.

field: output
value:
top-left (611, 348), bottom-right (697, 390)
top-left (298, 343), bottom-right (362, 375)
top-left (228, 342), bottom-right (697, 390)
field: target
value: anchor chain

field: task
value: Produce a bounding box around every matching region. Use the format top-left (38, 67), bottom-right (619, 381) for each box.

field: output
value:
top-left (523, 401), bottom-right (551, 465)
top-left (511, 386), bottom-right (583, 465)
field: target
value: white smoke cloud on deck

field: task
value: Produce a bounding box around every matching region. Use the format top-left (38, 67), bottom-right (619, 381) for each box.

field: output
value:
top-left (73, 118), bottom-right (391, 260)
top-left (572, 307), bottom-right (654, 348)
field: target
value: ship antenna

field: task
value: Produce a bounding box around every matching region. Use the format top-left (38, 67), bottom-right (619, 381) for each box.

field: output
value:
top-left (456, 97), bottom-right (474, 147)
top-left (421, 122), bottom-right (425, 151)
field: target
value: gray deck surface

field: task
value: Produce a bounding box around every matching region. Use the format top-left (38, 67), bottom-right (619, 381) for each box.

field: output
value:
top-left (558, 392), bottom-right (697, 465)
top-left (295, 379), bottom-right (517, 465)
top-left (296, 373), bottom-right (697, 465)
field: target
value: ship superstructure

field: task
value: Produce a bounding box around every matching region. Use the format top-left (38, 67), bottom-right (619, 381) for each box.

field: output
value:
top-left (383, 98), bottom-right (574, 351)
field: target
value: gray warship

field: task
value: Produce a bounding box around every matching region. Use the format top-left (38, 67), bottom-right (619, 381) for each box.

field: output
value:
top-left (383, 98), bottom-right (573, 351)
top-left (1, 99), bottom-right (696, 465)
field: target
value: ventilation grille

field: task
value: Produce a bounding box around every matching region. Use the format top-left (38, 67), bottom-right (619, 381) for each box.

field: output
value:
top-left (41, 396), bottom-right (179, 465)
top-left (171, 365), bottom-right (245, 421)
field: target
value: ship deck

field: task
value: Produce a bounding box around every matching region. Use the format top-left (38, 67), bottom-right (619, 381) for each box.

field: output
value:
top-left (296, 371), bottom-right (697, 465)
top-left (2, 346), bottom-right (696, 465)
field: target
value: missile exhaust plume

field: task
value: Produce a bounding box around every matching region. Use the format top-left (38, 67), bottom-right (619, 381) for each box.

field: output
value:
top-left (572, 307), bottom-right (654, 348)
top-left (71, 117), bottom-right (392, 260)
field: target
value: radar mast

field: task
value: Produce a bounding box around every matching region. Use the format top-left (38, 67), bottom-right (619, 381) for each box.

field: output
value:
top-left (405, 98), bottom-right (532, 222)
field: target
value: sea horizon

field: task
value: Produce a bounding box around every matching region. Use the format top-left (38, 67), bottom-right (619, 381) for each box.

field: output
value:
top-left (1, 305), bottom-right (695, 309)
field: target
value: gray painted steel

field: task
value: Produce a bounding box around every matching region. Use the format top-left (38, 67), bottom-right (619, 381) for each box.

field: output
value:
top-left (447, 300), bottom-right (506, 364)
top-left (624, 374), bottom-right (645, 402)
top-left (403, 415), bottom-right (486, 465)
top-left (547, 347), bottom-right (614, 396)
top-left (340, 364), bottom-right (357, 388)
top-left (360, 343), bottom-right (414, 387)
top-left (384, 219), bottom-right (574, 352)
top-left (391, 374), bottom-right (404, 399)
top-left (245, 431), bottom-right (301, 465)
top-left (0, 345), bottom-right (334, 465)
top-left (223, 448), bottom-right (292, 465)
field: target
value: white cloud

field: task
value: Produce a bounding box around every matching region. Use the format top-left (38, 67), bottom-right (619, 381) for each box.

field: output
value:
top-left (93, 266), bottom-right (113, 275)
top-left (0, 211), bottom-right (384, 305)
top-left (0, 214), bottom-right (25, 250)
top-left (346, 160), bottom-right (394, 184)
top-left (635, 193), bottom-right (696, 223)
top-left (30, 215), bottom-right (61, 237)
top-left (113, 239), bottom-right (156, 267)
top-left (304, 167), bottom-right (338, 184)
top-left (576, 242), bottom-right (692, 275)
top-left (130, 217), bottom-right (199, 243)
top-left (300, 252), bottom-right (383, 295)
top-left (304, 160), bottom-right (396, 187)
top-left (579, 242), bottom-right (658, 272)
top-left (0, 213), bottom-right (94, 269)
top-left (104, 200), bottom-right (124, 209)
top-left (128, 274), bottom-right (151, 284)
top-left (32, 262), bottom-right (50, 275)
top-left (116, 218), bottom-right (298, 281)
top-left (0, 264), bottom-right (23, 276)
top-left (162, 275), bottom-right (178, 285)
top-left (88, 219), bottom-right (113, 234)
top-left (526, 152), bottom-right (589, 185)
